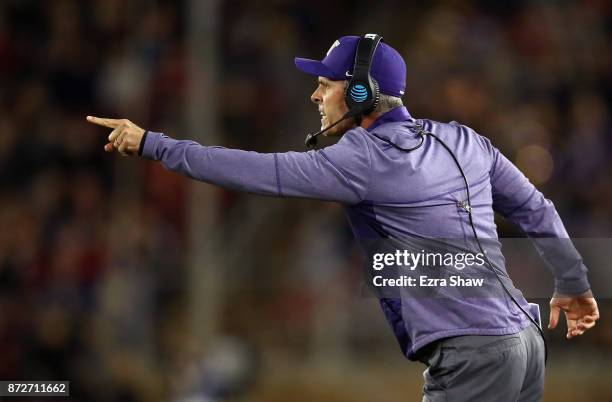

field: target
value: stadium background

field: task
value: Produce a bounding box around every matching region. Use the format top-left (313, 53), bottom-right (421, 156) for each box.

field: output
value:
top-left (0, 0), bottom-right (611, 401)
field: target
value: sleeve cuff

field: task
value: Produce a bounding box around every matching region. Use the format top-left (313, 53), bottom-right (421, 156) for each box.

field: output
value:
top-left (554, 277), bottom-right (591, 296)
top-left (140, 131), bottom-right (163, 160)
top-left (138, 130), bottom-right (148, 156)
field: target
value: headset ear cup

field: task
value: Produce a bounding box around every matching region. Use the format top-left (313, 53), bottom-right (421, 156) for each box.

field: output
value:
top-left (345, 79), bottom-right (379, 116)
top-left (345, 34), bottom-right (383, 116)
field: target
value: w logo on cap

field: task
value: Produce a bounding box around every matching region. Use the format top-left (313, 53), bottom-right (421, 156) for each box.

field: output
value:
top-left (349, 84), bottom-right (368, 102)
top-left (326, 40), bottom-right (340, 56)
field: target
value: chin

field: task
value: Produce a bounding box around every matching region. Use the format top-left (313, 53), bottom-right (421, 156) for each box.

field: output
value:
top-left (320, 123), bottom-right (337, 136)
top-left (322, 128), bottom-right (336, 137)
top-left (319, 115), bottom-right (353, 137)
top-left (325, 125), bottom-right (348, 137)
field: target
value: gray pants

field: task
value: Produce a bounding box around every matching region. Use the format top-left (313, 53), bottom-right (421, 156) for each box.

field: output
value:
top-left (417, 323), bottom-right (545, 402)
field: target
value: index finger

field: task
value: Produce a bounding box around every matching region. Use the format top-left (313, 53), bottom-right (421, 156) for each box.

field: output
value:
top-left (86, 116), bottom-right (121, 128)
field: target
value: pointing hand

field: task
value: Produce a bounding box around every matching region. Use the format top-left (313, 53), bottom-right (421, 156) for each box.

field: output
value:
top-left (86, 116), bottom-right (146, 156)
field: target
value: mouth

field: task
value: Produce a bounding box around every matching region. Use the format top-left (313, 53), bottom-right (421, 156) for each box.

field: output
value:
top-left (319, 110), bottom-right (327, 127)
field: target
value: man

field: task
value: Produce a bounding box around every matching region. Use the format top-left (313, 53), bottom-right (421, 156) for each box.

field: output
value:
top-left (87, 35), bottom-right (599, 401)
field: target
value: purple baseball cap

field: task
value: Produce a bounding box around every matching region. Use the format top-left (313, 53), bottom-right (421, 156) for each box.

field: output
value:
top-left (295, 35), bottom-right (406, 97)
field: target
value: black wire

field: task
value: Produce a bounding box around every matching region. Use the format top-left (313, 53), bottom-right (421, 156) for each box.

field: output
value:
top-left (386, 122), bottom-right (549, 363)
top-left (370, 131), bottom-right (425, 152)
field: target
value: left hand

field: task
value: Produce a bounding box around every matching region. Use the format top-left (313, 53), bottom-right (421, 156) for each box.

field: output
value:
top-left (548, 290), bottom-right (599, 339)
top-left (86, 116), bottom-right (145, 156)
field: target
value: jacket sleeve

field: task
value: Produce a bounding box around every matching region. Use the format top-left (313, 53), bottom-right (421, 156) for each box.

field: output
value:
top-left (140, 128), bottom-right (372, 205)
top-left (484, 138), bottom-right (590, 295)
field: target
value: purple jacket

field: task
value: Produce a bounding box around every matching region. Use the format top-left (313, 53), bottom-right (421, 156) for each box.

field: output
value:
top-left (141, 106), bottom-right (590, 359)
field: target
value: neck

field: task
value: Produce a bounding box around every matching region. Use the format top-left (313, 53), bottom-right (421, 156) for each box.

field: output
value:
top-left (359, 113), bottom-right (381, 130)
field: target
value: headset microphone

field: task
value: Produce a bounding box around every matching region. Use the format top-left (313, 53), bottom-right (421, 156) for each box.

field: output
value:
top-left (305, 111), bottom-right (355, 148)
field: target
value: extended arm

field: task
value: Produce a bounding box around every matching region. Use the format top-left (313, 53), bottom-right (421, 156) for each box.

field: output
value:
top-left (86, 115), bottom-right (372, 204)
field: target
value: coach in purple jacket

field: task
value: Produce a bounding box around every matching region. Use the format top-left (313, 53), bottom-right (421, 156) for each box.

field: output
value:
top-left (87, 36), bottom-right (599, 402)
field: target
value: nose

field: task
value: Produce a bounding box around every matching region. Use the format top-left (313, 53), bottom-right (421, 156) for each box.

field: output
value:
top-left (311, 86), bottom-right (322, 105)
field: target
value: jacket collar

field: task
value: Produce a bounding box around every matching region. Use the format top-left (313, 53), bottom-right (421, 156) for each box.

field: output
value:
top-left (364, 106), bottom-right (423, 149)
top-left (366, 106), bottom-right (413, 132)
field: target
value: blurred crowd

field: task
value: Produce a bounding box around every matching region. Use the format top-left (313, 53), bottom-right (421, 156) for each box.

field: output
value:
top-left (0, 1), bottom-right (188, 401)
top-left (0, 1), bottom-right (611, 401)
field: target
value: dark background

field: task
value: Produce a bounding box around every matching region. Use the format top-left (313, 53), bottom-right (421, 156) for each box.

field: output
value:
top-left (0, 0), bottom-right (611, 401)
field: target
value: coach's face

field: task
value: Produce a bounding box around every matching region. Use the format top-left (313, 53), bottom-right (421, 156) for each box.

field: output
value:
top-left (311, 76), bottom-right (353, 136)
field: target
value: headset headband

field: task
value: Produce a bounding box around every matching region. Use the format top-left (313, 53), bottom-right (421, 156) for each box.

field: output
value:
top-left (345, 33), bottom-right (382, 117)
top-left (352, 34), bottom-right (381, 81)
